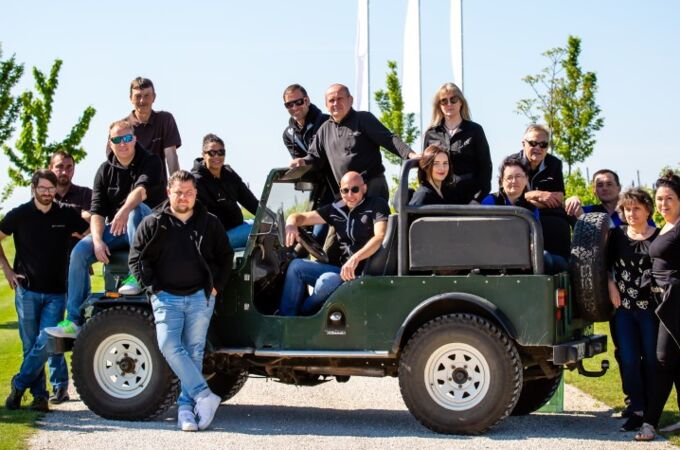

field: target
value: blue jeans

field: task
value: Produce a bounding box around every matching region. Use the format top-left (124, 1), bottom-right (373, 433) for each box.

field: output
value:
top-left (66, 203), bottom-right (151, 325)
top-left (614, 307), bottom-right (658, 412)
top-left (151, 290), bottom-right (214, 411)
top-left (13, 288), bottom-right (68, 397)
top-left (279, 259), bottom-right (342, 316)
top-left (543, 251), bottom-right (568, 274)
top-left (226, 220), bottom-right (253, 249)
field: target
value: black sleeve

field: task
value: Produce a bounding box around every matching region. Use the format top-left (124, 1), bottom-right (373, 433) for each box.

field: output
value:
top-left (66, 205), bottom-right (89, 235)
top-left (82, 188), bottom-right (93, 213)
top-left (303, 132), bottom-right (323, 167)
top-left (208, 217), bottom-right (234, 295)
top-left (134, 154), bottom-right (162, 191)
top-left (554, 158), bottom-right (565, 193)
top-left (372, 198), bottom-right (390, 222)
top-left (0, 208), bottom-right (19, 236)
top-left (315, 203), bottom-right (334, 224)
top-left (473, 126), bottom-right (493, 203)
top-left (409, 187), bottom-right (428, 206)
top-left (283, 127), bottom-right (305, 159)
top-left (235, 176), bottom-right (260, 217)
top-left (361, 112), bottom-right (413, 159)
top-left (89, 165), bottom-right (109, 217)
top-left (128, 216), bottom-right (156, 291)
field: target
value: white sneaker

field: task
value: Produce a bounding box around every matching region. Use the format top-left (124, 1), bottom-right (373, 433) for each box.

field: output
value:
top-left (194, 392), bottom-right (221, 430)
top-left (118, 274), bottom-right (142, 295)
top-left (177, 409), bottom-right (198, 432)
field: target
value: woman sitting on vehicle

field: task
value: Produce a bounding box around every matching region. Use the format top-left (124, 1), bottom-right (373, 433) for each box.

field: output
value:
top-left (606, 188), bottom-right (659, 434)
top-left (409, 145), bottom-right (465, 206)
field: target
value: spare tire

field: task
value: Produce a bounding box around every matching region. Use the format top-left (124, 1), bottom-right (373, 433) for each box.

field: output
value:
top-left (569, 212), bottom-right (612, 322)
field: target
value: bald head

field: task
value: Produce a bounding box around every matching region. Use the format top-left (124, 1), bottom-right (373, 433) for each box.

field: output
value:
top-left (325, 83), bottom-right (353, 122)
top-left (339, 171), bottom-right (366, 208)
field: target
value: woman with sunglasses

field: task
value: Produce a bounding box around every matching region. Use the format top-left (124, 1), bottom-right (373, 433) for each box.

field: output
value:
top-left (409, 145), bottom-right (465, 206)
top-left (422, 82), bottom-right (492, 205)
top-left (192, 133), bottom-right (259, 248)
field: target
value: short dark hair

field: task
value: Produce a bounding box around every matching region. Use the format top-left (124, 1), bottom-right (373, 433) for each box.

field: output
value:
top-left (167, 170), bottom-right (196, 189)
top-left (109, 119), bottom-right (134, 134)
top-left (130, 77), bottom-right (155, 96)
top-left (497, 156), bottom-right (530, 189)
top-left (418, 145), bottom-right (452, 185)
top-left (31, 169), bottom-right (58, 190)
top-left (655, 170), bottom-right (680, 198)
top-left (618, 187), bottom-right (654, 220)
top-left (283, 84), bottom-right (308, 100)
top-left (592, 169), bottom-right (620, 187)
top-left (49, 150), bottom-right (74, 166)
top-left (202, 133), bottom-right (225, 152)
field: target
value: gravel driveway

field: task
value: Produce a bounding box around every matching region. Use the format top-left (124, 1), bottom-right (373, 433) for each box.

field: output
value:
top-left (29, 378), bottom-right (673, 450)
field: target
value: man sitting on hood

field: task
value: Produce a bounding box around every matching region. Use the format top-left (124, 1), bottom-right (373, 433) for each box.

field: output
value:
top-left (191, 133), bottom-right (259, 248)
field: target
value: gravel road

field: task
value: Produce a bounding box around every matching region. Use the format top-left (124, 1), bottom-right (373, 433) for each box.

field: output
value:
top-left (29, 378), bottom-right (673, 450)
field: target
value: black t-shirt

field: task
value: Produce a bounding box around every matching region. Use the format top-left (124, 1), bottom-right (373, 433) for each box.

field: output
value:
top-left (608, 226), bottom-right (659, 310)
top-left (55, 183), bottom-right (92, 212)
top-left (0, 201), bottom-right (88, 293)
top-left (317, 196), bottom-right (390, 267)
top-left (649, 224), bottom-right (680, 287)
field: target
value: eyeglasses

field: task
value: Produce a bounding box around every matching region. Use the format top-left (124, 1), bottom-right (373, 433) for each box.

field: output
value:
top-left (439, 96), bottom-right (459, 106)
top-left (110, 134), bottom-right (134, 144)
top-left (340, 185), bottom-right (361, 195)
top-left (525, 140), bottom-right (549, 149)
top-left (36, 186), bottom-right (57, 194)
top-left (284, 98), bottom-right (305, 109)
top-left (203, 149), bottom-right (225, 157)
top-left (503, 174), bottom-right (527, 182)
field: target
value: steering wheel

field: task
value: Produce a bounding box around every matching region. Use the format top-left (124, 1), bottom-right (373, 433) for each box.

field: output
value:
top-left (296, 227), bottom-right (329, 264)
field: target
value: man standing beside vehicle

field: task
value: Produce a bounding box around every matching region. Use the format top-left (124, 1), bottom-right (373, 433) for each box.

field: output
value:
top-left (128, 170), bottom-right (233, 431)
top-left (49, 150), bottom-right (92, 219)
top-left (46, 120), bottom-right (165, 338)
top-left (1, 170), bottom-right (88, 412)
top-left (565, 169), bottom-right (623, 225)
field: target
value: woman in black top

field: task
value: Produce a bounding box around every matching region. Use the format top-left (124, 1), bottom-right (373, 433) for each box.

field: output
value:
top-left (606, 188), bottom-right (659, 433)
top-left (422, 82), bottom-right (491, 204)
top-left (409, 145), bottom-right (464, 206)
top-left (638, 172), bottom-right (680, 441)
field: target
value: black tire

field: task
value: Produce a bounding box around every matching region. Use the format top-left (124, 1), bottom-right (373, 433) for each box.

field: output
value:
top-left (569, 212), bottom-right (612, 321)
top-left (399, 314), bottom-right (522, 435)
top-left (511, 370), bottom-right (563, 415)
top-left (72, 306), bottom-right (179, 420)
top-left (205, 369), bottom-right (248, 402)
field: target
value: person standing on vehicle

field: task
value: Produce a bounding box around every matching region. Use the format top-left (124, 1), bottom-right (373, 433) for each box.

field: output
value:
top-left (279, 171), bottom-right (389, 316)
top-left (290, 83), bottom-right (419, 201)
top-left (107, 77), bottom-right (182, 184)
top-left (1, 170), bottom-right (88, 412)
top-left (422, 82), bottom-right (492, 204)
top-left (192, 133), bottom-right (259, 248)
top-left (45, 120), bottom-right (165, 338)
top-left (128, 170), bottom-right (233, 432)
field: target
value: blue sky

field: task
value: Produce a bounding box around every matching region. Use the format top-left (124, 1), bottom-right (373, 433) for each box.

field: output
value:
top-left (1, 0), bottom-right (678, 209)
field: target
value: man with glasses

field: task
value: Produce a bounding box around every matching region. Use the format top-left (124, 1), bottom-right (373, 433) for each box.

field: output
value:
top-left (191, 133), bottom-right (259, 249)
top-left (46, 120), bottom-right (165, 338)
top-left (290, 83), bottom-right (419, 201)
top-left (1, 170), bottom-right (88, 412)
top-left (279, 171), bottom-right (389, 316)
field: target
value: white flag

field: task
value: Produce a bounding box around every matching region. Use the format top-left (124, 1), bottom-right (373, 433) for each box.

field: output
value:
top-left (402, 0), bottom-right (421, 116)
top-left (450, 0), bottom-right (464, 92)
top-left (354, 0), bottom-right (369, 111)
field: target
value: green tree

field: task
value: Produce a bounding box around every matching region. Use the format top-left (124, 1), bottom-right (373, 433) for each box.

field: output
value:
top-left (0, 45), bottom-right (24, 148)
top-left (516, 35), bottom-right (604, 176)
top-left (374, 60), bottom-right (419, 166)
top-left (565, 168), bottom-right (598, 206)
top-left (2, 59), bottom-right (96, 201)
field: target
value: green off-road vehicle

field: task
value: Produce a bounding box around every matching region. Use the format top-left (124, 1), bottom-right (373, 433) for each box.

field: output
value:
top-left (52, 160), bottom-right (612, 435)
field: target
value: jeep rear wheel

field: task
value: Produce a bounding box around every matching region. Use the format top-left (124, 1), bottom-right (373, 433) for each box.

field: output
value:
top-left (399, 314), bottom-right (522, 435)
top-left (72, 306), bottom-right (179, 420)
top-left (511, 370), bottom-right (563, 415)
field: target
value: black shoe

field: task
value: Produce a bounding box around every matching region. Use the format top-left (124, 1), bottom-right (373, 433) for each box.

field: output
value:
top-left (29, 396), bottom-right (49, 413)
top-left (49, 387), bottom-right (70, 405)
top-left (5, 378), bottom-right (25, 410)
top-left (620, 413), bottom-right (644, 431)
top-left (620, 403), bottom-right (634, 419)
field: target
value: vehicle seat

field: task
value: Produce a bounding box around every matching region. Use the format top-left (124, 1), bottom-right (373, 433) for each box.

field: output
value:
top-left (103, 249), bottom-right (131, 291)
top-left (362, 214), bottom-right (398, 276)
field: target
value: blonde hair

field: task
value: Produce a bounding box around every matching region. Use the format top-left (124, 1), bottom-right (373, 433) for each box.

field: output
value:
top-left (429, 82), bottom-right (470, 128)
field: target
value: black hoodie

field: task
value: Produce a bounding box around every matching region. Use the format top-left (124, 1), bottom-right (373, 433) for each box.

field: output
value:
top-left (191, 159), bottom-right (259, 231)
top-left (282, 103), bottom-right (329, 158)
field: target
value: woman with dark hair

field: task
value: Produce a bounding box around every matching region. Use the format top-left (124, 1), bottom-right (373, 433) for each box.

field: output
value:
top-left (606, 188), bottom-right (659, 434)
top-left (481, 156), bottom-right (538, 219)
top-left (422, 82), bottom-right (492, 204)
top-left (637, 171), bottom-right (680, 441)
top-left (409, 145), bottom-right (464, 206)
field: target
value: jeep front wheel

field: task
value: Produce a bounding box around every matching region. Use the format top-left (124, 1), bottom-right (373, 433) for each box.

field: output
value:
top-left (72, 306), bottom-right (179, 420)
top-left (205, 369), bottom-right (248, 402)
top-left (399, 314), bottom-right (522, 434)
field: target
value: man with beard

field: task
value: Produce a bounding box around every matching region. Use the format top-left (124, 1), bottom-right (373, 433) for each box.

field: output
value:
top-left (49, 150), bottom-right (92, 217)
top-left (1, 170), bottom-right (88, 412)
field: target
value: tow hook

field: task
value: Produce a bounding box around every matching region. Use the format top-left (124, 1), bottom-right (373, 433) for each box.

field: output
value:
top-left (577, 359), bottom-right (609, 377)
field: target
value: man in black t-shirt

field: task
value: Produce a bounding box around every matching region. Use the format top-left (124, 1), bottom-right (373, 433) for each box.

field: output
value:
top-left (0, 170), bottom-right (88, 412)
top-left (279, 171), bottom-right (389, 316)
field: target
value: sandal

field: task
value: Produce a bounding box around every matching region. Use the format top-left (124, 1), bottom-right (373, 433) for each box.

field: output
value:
top-left (660, 420), bottom-right (680, 433)
top-left (634, 423), bottom-right (656, 441)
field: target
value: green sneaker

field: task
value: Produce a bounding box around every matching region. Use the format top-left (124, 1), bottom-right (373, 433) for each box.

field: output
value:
top-left (44, 319), bottom-right (80, 338)
top-left (118, 274), bottom-right (141, 295)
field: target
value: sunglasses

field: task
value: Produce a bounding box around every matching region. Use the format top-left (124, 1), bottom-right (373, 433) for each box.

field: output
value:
top-left (525, 140), bottom-right (549, 149)
top-left (340, 185), bottom-right (361, 195)
top-left (204, 149), bottom-right (226, 157)
top-left (439, 96), bottom-right (459, 106)
top-left (284, 98), bottom-right (305, 109)
top-left (110, 134), bottom-right (134, 144)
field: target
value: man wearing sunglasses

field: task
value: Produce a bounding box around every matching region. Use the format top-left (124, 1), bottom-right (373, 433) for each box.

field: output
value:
top-left (290, 83), bottom-right (418, 201)
top-left (279, 171), bottom-right (389, 316)
top-left (46, 120), bottom-right (165, 338)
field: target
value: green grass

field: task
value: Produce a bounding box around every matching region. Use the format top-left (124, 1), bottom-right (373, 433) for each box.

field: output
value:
top-left (566, 321), bottom-right (680, 444)
top-left (0, 237), bottom-right (103, 450)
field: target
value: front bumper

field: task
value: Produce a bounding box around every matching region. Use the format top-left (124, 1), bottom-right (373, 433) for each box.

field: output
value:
top-left (552, 334), bottom-right (607, 365)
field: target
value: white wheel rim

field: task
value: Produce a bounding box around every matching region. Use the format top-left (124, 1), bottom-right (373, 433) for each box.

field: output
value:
top-left (424, 342), bottom-right (491, 411)
top-left (93, 333), bottom-right (153, 399)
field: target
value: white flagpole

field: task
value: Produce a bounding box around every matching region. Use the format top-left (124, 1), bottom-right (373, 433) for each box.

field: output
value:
top-left (450, 0), bottom-right (464, 92)
top-left (402, 0), bottom-right (422, 137)
top-left (355, 0), bottom-right (370, 111)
